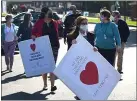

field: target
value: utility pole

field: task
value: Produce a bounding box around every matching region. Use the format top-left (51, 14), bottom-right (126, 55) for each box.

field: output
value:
top-left (2, 1), bottom-right (7, 13)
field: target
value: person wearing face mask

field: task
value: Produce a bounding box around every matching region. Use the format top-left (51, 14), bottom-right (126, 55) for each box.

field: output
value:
top-left (94, 10), bottom-right (121, 67)
top-left (69, 16), bottom-right (98, 100)
top-left (112, 11), bottom-right (130, 74)
top-left (17, 13), bottom-right (33, 42)
top-left (32, 8), bottom-right (59, 92)
top-left (69, 16), bottom-right (98, 51)
top-left (1, 15), bottom-right (18, 72)
top-left (63, 5), bottom-right (81, 50)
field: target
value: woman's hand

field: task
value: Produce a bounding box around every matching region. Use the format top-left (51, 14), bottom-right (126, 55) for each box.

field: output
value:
top-left (93, 47), bottom-right (98, 52)
top-left (72, 39), bottom-right (77, 44)
top-left (31, 35), bottom-right (36, 41)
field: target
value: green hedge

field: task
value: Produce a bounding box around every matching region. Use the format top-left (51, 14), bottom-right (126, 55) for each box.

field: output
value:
top-left (87, 17), bottom-right (137, 27)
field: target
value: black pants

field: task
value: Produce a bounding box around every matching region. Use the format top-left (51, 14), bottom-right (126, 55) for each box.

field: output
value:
top-left (52, 47), bottom-right (59, 63)
top-left (67, 37), bottom-right (72, 50)
top-left (97, 47), bottom-right (116, 66)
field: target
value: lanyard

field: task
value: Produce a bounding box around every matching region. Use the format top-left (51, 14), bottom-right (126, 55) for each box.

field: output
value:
top-left (101, 23), bottom-right (110, 39)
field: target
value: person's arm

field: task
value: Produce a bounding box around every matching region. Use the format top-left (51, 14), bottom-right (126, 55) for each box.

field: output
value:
top-left (64, 16), bottom-right (70, 29)
top-left (93, 24), bottom-right (98, 46)
top-left (17, 24), bottom-right (22, 38)
top-left (112, 23), bottom-right (121, 47)
top-left (31, 20), bottom-right (41, 37)
top-left (53, 20), bottom-right (59, 38)
top-left (122, 21), bottom-right (130, 42)
top-left (1, 24), bottom-right (5, 42)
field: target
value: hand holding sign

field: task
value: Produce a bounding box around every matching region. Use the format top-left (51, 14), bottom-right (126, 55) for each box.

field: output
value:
top-left (54, 34), bottom-right (121, 100)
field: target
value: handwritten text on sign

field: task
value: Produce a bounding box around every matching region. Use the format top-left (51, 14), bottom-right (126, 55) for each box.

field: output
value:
top-left (18, 36), bottom-right (55, 77)
top-left (54, 35), bottom-right (121, 100)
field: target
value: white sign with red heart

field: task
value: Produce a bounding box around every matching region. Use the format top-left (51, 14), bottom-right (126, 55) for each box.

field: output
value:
top-left (54, 34), bottom-right (121, 100)
top-left (18, 36), bottom-right (55, 77)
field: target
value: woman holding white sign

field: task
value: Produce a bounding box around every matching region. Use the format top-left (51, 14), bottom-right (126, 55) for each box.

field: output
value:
top-left (94, 10), bottom-right (121, 66)
top-left (70, 16), bottom-right (98, 100)
top-left (69, 16), bottom-right (98, 51)
top-left (31, 7), bottom-right (59, 92)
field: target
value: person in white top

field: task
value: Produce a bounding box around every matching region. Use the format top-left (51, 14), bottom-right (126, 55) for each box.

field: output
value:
top-left (1, 15), bottom-right (18, 72)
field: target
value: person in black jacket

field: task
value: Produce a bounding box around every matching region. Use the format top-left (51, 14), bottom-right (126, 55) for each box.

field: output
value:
top-left (17, 13), bottom-right (33, 74)
top-left (69, 16), bottom-right (98, 100)
top-left (17, 13), bottom-right (33, 42)
top-left (63, 5), bottom-right (81, 50)
top-left (112, 11), bottom-right (130, 74)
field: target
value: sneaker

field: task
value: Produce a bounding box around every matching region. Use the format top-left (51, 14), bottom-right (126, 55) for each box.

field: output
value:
top-left (42, 85), bottom-right (48, 90)
top-left (51, 86), bottom-right (57, 92)
top-left (75, 96), bottom-right (80, 100)
top-left (118, 70), bottom-right (123, 74)
top-left (9, 69), bottom-right (12, 72)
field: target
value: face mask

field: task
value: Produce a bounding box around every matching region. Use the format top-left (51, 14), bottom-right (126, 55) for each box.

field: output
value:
top-left (80, 25), bottom-right (88, 32)
top-left (100, 16), bottom-right (104, 22)
top-left (111, 16), bottom-right (114, 21)
top-left (69, 10), bottom-right (73, 15)
top-left (9, 19), bottom-right (13, 23)
top-left (30, 17), bottom-right (33, 21)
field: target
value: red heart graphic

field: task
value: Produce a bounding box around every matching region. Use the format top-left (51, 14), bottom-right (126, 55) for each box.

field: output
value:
top-left (30, 44), bottom-right (36, 51)
top-left (80, 61), bottom-right (99, 85)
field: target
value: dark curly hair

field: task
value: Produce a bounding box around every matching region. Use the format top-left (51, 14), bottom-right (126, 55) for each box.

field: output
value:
top-left (5, 14), bottom-right (12, 22)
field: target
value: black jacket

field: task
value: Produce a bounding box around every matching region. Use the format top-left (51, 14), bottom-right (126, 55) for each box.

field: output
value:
top-left (64, 13), bottom-right (81, 39)
top-left (68, 27), bottom-right (95, 46)
top-left (42, 20), bottom-right (60, 49)
top-left (17, 22), bottom-right (33, 42)
top-left (117, 19), bottom-right (130, 43)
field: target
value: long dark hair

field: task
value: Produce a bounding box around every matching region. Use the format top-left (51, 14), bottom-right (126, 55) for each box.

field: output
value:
top-left (39, 7), bottom-right (49, 19)
top-left (23, 13), bottom-right (31, 27)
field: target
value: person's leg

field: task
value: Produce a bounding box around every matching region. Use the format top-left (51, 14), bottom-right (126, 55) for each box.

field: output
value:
top-left (49, 47), bottom-right (58, 92)
top-left (117, 43), bottom-right (125, 73)
top-left (50, 73), bottom-right (57, 91)
top-left (107, 48), bottom-right (116, 66)
top-left (3, 42), bottom-right (10, 70)
top-left (67, 37), bottom-right (72, 50)
top-left (98, 47), bottom-right (116, 66)
top-left (42, 73), bottom-right (47, 90)
top-left (8, 41), bottom-right (16, 71)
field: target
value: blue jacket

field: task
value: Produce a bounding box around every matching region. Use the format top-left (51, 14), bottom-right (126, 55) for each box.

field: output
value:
top-left (94, 22), bottom-right (121, 49)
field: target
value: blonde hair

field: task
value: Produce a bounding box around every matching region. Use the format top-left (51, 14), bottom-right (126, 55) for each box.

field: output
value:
top-left (75, 16), bottom-right (88, 26)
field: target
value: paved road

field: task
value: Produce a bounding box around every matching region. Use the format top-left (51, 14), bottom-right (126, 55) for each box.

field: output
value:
top-left (1, 27), bottom-right (136, 100)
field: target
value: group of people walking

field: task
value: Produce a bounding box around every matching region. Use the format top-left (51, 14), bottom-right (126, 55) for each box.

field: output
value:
top-left (1, 5), bottom-right (130, 95)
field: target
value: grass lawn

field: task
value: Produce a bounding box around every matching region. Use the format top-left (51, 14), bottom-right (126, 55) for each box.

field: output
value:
top-left (87, 17), bottom-right (137, 27)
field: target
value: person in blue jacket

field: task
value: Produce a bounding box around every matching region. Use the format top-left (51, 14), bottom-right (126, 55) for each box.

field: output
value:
top-left (94, 9), bottom-right (121, 66)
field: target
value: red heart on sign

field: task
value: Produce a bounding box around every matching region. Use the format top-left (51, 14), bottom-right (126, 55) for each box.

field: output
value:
top-left (30, 44), bottom-right (36, 51)
top-left (80, 61), bottom-right (99, 85)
